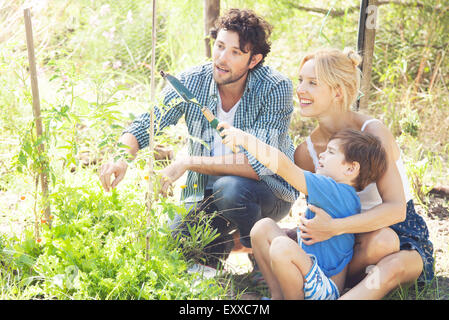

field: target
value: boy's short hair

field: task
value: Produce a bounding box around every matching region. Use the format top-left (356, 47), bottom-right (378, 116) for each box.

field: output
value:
top-left (210, 8), bottom-right (272, 67)
top-left (330, 129), bottom-right (387, 192)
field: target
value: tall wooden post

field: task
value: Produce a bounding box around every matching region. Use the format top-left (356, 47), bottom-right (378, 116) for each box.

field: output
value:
top-left (356, 0), bottom-right (378, 111)
top-left (204, 0), bottom-right (220, 58)
top-left (145, 0), bottom-right (157, 261)
top-left (24, 8), bottom-right (51, 230)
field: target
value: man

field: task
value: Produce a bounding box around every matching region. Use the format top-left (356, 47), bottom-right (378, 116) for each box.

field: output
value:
top-left (99, 8), bottom-right (299, 267)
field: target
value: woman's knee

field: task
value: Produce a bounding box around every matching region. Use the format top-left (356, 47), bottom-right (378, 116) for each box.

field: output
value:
top-left (371, 251), bottom-right (422, 290)
top-left (375, 256), bottom-right (407, 290)
top-left (357, 228), bottom-right (400, 261)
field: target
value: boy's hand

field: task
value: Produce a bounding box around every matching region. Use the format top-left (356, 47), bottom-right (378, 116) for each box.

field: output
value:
top-left (217, 122), bottom-right (247, 152)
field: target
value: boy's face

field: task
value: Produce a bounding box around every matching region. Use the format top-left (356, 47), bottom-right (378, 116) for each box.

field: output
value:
top-left (316, 139), bottom-right (356, 183)
top-left (212, 29), bottom-right (261, 87)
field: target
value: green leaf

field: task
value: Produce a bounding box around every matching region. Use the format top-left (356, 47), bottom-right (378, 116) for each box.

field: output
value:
top-left (18, 152), bottom-right (27, 166)
top-left (23, 141), bottom-right (32, 155)
top-left (74, 96), bottom-right (89, 112)
top-left (98, 140), bottom-right (109, 149)
top-left (34, 136), bottom-right (45, 148)
top-left (117, 142), bottom-right (131, 149)
top-left (49, 74), bottom-right (59, 82)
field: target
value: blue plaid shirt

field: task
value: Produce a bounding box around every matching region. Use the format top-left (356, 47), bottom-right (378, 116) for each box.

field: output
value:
top-left (124, 62), bottom-right (300, 203)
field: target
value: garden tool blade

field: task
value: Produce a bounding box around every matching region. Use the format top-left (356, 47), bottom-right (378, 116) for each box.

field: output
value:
top-left (160, 71), bottom-right (202, 107)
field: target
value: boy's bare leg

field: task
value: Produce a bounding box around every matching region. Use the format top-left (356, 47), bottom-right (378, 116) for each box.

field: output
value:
top-left (250, 218), bottom-right (286, 299)
top-left (269, 236), bottom-right (312, 300)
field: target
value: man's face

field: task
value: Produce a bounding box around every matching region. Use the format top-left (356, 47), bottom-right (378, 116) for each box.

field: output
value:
top-left (212, 29), bottom-right (259, 86)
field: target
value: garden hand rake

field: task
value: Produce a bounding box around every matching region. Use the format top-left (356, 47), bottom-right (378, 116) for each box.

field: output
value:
top-left (160, 71), bottom-right (223, 135)
top-left (160, 71), bottom-right (240, 153)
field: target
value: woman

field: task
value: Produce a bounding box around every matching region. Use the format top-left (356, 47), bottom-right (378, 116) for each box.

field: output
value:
top-left (251, 47), bottom-right (434, 299)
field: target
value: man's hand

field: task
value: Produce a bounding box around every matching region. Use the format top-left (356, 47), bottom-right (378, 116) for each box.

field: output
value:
top-left (298, 204), bottom-right (336, 245)
top-left (99, 160), bottom-right (128, 192)
top-left (157, 158), bottom-right (188, 198)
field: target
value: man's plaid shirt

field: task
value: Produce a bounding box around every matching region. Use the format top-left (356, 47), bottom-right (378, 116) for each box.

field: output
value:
top-left (124, 62), bottom-right (300, 203)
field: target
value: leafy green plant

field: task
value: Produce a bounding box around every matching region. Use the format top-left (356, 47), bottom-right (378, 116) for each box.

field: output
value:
top-left (399, 107), bottom-right (420, 138)
top-left (0, 178), bottom-right (231, 299)
top-left (405, 154), bottom-right (433, 207)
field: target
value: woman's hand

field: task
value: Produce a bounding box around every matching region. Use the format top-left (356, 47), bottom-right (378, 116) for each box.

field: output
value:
top-left (217, 122), bottom-right (247, 151)
top-left (298, 204), bottom-right (337, 245)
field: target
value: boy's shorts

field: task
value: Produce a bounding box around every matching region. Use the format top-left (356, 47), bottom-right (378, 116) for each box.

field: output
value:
top-left (304, 255), bottom-right (340, 300)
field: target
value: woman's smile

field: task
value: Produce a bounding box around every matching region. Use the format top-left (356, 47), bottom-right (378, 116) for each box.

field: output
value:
top-left (299, 97), bottom-right (313, 107)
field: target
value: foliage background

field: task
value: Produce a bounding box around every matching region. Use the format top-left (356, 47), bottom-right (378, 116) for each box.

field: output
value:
top-left (0, 0), bottom-right (448, 299)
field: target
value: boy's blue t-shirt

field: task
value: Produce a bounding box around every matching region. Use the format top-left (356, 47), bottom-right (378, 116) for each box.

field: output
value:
top-left (301, 171), bottom-right (361, 277)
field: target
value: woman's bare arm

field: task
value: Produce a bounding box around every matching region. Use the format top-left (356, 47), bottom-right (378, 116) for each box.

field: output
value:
top-left (299, 122), bottom-right (406, 244)
top-left (331, 122), bottom-right (406, 234)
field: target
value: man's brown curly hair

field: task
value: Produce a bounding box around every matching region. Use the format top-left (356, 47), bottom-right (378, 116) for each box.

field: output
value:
top-left (210, 8), bottom-right (272, 67)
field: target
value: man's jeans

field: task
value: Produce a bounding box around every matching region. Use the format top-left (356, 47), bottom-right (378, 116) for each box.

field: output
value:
top-left (170, 176), bottom-right (292, 265)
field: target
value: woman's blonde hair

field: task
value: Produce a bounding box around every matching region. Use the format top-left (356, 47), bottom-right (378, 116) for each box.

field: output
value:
top-left (299, 47), bottom-right (362, 111)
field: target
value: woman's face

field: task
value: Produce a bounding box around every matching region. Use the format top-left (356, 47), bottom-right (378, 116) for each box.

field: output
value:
top-left (296, 59), bottom-right (338, 118)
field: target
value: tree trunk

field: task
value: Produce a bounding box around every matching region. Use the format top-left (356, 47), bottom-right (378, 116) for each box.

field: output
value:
top-left (204, 0), bottom-right (220, 58)
top-left (357, 0), bottom-right (378, 111)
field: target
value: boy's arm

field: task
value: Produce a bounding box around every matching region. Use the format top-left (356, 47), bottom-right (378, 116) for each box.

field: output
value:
top-left (242, 78), bottom-right (294, 181)
top-left (219, 124), bottom-right (308, 195)
top-left (157, 152), bottom-right (260, 197)
top-left (185, 153), bottom-right (259, 180)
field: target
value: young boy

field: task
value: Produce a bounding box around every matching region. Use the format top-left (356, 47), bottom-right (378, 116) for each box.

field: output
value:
top-left (217, 124), bottom-right (387, 300)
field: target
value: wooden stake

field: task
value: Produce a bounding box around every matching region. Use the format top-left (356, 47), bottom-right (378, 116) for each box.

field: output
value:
top-left (428, 50), bottom-right (444, 93)
top-left (356, 0), bottom-right (378, 111)
top-left (204, 0), bottom-right (220, 58)
top-left (145, 0), bottom-right (157, 261)
top-left (24, 8), bottom-right (51, 229)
